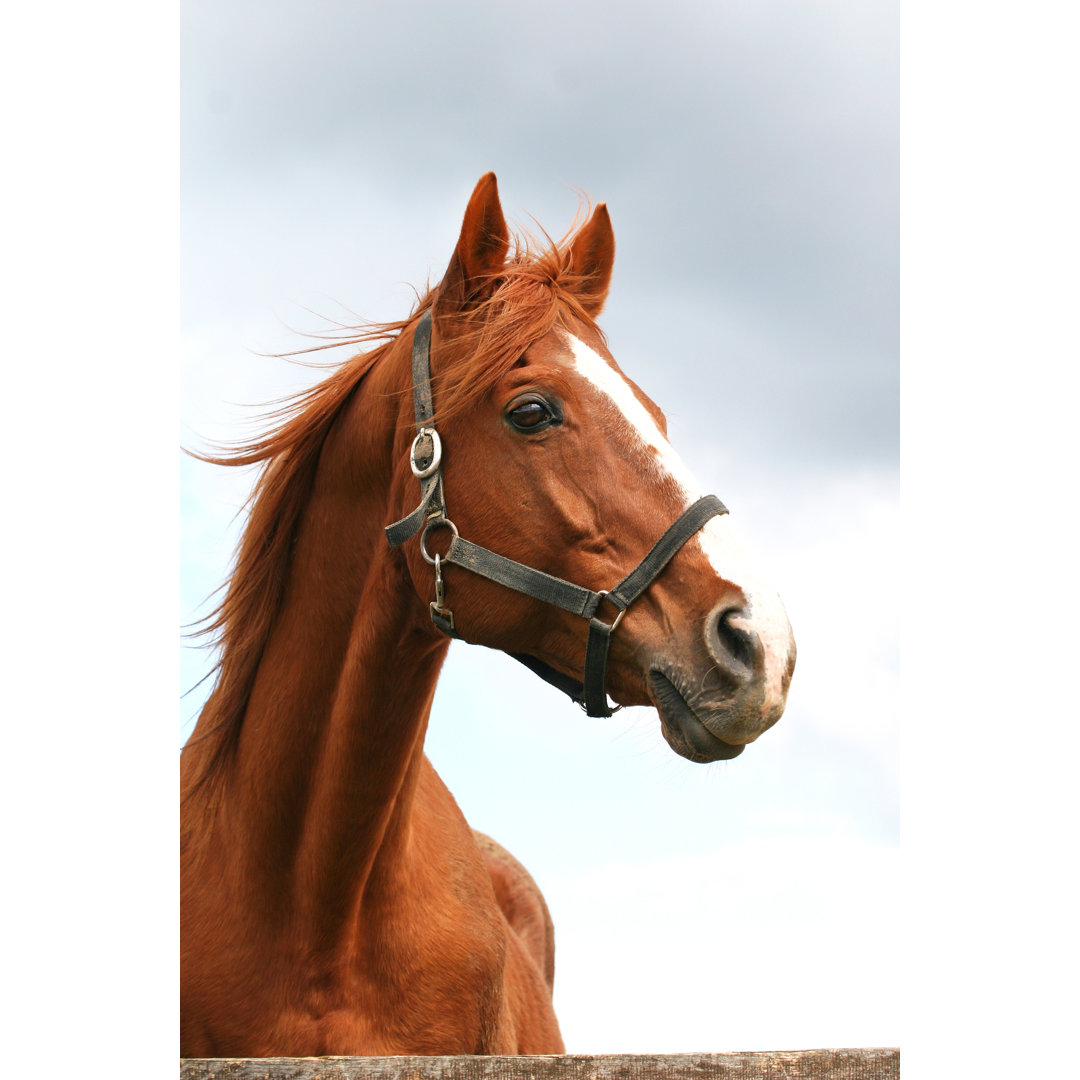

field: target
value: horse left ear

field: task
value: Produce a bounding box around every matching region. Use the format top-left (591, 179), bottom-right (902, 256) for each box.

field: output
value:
top-left (568, 203), bottom-right (615, 316)
top-left (437, 172), bottom-right (510, 314)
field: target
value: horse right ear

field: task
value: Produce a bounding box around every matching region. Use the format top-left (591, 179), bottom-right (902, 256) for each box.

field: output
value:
top-left (568, 203), bottom-right (615, 316)
top-left (436, 173), bottom-right (509, 315)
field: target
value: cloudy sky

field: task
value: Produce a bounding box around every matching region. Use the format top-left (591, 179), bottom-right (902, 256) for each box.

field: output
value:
top-left (11, 2), bottom-right (1080, 1075)
top-left (180, 0), bottom-right (898, 1053)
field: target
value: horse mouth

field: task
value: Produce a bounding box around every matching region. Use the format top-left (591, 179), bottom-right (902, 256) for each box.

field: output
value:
top-left (647, 669), bottom-right (745, 763)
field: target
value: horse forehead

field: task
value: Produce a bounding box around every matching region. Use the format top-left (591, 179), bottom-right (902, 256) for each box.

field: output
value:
top-left (559, 330), bottom-right (669, 441)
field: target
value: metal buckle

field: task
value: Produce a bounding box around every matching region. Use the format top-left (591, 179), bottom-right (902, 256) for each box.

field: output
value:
top-left (410, 427), bottom-right (442, 479)
top-left (595, 590), bottom-right (627, 633)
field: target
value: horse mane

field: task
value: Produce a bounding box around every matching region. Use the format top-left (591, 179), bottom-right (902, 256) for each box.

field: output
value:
top-left (184, 211), bottom-right (607, 791)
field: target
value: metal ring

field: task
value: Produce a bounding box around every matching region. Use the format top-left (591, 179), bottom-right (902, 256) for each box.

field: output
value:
top-left (410, 427), bottom-right (442, 479)
top-left (420, 518), bottom-right (459, 565)
top-left (596, 590), bottom-right (627, 633)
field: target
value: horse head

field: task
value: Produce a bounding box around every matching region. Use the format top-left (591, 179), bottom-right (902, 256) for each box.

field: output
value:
top-left (389, 174), bottom-right (795, 763)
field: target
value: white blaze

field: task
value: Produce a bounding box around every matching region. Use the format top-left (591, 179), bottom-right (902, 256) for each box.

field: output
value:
top-left (566, 334), bottom-right (795, 714)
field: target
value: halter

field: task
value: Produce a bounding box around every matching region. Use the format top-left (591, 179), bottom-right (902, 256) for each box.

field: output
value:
top-left (385, 310), bottom-right (728, 717)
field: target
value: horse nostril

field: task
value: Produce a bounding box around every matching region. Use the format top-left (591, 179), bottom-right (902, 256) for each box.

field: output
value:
top-left (712, 607), bottom-right (760, 674)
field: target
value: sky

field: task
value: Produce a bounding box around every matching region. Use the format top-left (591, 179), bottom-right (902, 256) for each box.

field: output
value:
top-left (179, 0), bottom-right (899, 1054)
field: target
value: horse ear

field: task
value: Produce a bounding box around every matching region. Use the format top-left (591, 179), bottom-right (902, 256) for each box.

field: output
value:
top-left (568, 203), bottom-right (615, 316)
top-left (436, 172), bottom-right (510, 314)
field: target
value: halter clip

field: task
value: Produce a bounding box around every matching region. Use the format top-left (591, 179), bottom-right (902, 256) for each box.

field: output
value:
top-left (429, 554), bottom-right (455, 633)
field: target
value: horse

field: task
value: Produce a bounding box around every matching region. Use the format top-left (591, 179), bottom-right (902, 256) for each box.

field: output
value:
top-left (180, 173), bottom-right (796, 1056)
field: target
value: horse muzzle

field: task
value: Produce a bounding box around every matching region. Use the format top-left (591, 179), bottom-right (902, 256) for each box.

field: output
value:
top-left (646, 599), bottom-right (796, 763)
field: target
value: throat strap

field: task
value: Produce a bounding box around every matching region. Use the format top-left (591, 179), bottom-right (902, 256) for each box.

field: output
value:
top-left (384, 309), bottom-right (729, 717)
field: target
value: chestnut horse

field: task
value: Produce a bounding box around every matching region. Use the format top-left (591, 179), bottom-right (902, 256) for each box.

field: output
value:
top-left (180, 173), bottom-right (796, 1056)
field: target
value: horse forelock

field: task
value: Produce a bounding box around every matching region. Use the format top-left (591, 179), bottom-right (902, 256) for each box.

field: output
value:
top-left (425, 219), bottom-right (609, 427)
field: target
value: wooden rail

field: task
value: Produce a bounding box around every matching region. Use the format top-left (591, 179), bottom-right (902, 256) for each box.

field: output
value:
top-left (181, 1048), bottom-right (899, 1080)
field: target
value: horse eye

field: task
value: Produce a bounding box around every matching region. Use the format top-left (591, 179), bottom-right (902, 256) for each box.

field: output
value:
top-left (508, 399), bottom-right (557, 432)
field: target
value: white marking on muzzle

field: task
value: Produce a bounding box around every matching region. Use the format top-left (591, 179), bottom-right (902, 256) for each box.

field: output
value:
top-left (566, 333), bottom-right (795, 720)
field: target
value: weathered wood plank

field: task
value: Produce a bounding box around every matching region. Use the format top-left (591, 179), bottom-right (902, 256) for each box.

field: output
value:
top-left (181, 1048), bottom-right (899, 1080)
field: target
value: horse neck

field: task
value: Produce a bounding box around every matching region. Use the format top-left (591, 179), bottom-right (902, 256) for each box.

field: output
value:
top-left (185, 336), bottom-right (449, 947)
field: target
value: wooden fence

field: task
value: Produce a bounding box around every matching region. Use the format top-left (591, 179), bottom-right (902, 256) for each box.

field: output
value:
top-left (181, 1049), bottom-right (899, 1080)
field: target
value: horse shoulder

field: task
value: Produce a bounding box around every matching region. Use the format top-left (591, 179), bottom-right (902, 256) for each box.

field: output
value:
top-left (470, 829), bottom-right (557, 991)
top-left (402, 760), bottom-right (563, 1052)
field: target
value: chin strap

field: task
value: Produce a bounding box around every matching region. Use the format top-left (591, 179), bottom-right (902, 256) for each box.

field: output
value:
top-left (385, 310), bottom-right (728, 717)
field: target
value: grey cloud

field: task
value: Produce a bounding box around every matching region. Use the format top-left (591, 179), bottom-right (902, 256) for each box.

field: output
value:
top-left (183, 0), bottom-right (897, 471)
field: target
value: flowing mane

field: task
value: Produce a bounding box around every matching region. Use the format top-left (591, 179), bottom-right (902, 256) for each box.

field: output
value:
top-left (185, 216), bottom-right (608, 791)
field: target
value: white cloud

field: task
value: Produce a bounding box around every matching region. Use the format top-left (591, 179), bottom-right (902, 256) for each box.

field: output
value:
top-left (774, 471), bottom-right (900, 754)
top-left (545, 832), bottom-right (899, 1053)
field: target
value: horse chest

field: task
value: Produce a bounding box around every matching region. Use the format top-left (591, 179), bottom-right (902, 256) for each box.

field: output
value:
top-left (183, 891), bottom-right (511, 1056)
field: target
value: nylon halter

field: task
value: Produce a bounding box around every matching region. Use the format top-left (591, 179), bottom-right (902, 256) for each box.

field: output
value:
top-left (385, 310), bottom-right (728, 717)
